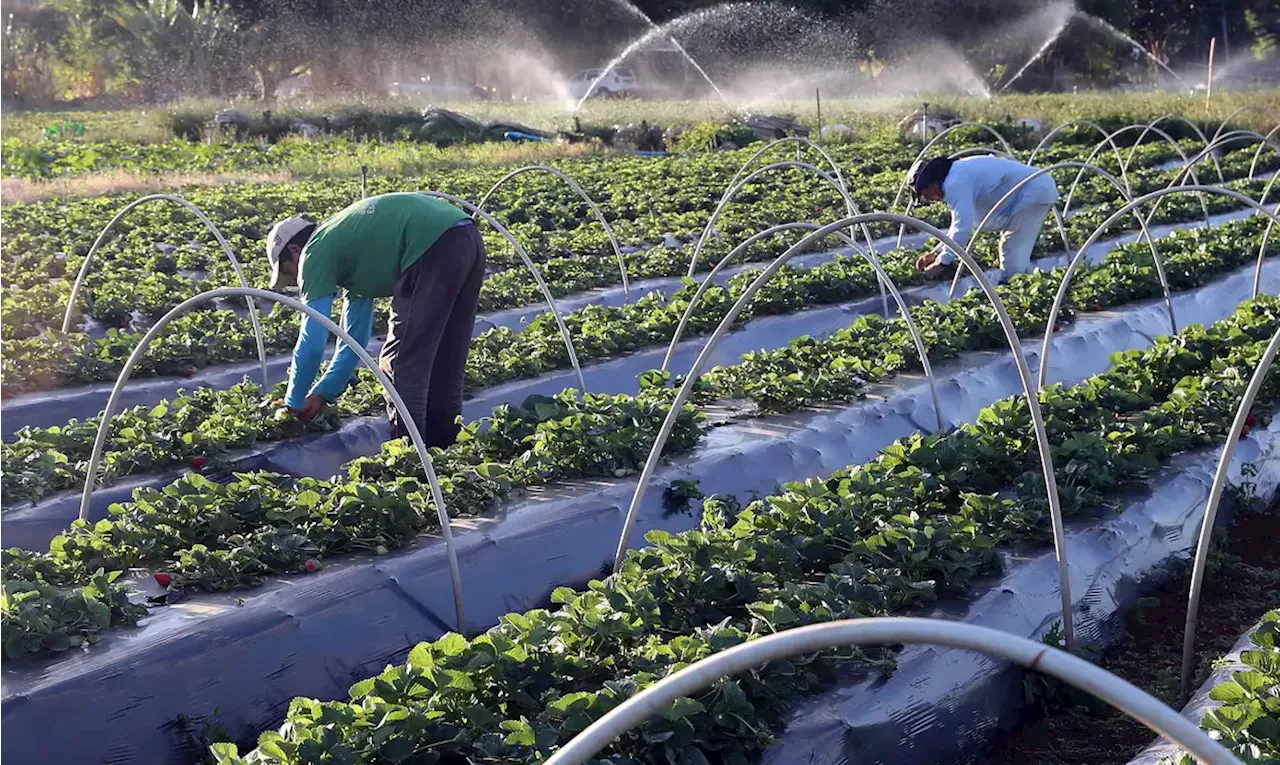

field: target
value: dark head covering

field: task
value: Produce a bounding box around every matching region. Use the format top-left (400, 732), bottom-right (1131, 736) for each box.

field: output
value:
top-left (909, 156), bottom-right (955, 202)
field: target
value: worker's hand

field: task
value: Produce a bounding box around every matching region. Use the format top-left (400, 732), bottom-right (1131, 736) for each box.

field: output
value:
top-left (295, 393), bottom-right (328, 421)
top-left (914, 251), bottom-right (938, 271)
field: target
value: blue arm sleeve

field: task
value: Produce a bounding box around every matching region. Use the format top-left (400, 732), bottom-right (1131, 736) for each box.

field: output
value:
top-left (285, 293), bottom-right (336, 410)
top-left (312, 295), bottom-right (375, 402)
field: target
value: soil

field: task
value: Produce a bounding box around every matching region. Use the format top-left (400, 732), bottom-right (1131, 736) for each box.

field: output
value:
top-left (983, 496), bottom-right (1280, 765)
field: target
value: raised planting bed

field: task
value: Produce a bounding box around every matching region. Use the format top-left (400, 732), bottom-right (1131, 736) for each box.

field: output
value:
top-left (1127, 610), bottom-right (1280, 765)
top-left (1, 139), bottom-right (1267, 408)
top-left (191, 300), bottom-right (1280, 765)
top-left (5, 206), bottom-right (1274, 529)
top-left (2, 284), bottom-right (1276, 764)
top-left (985, 498), bottom-right (1280, 765)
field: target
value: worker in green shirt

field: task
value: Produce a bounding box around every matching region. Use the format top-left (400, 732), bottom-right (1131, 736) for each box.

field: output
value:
top-left (266, 192), bottom-right (486, 446)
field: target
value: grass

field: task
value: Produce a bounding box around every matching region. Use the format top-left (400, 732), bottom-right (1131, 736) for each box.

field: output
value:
top-left (0, 170), bottom-right (290, 204)
top-left (6, 89), bottom-right (1279, 144)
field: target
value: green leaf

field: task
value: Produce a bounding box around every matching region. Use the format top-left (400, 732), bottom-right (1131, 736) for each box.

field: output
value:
top-left (435, 632), bottom-right (468, 656)
top-left (1208, 680), bottom-right (1249, 703)
top-left (660, 697), bottom-right (705, 721)
top-left (406, 643), bottom-right (434, 671)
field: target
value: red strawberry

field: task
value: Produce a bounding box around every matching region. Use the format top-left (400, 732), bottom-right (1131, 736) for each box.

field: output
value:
top-left (1093, 304), bottom-right (1103, 311)
top-left (1053, 324), bottom-right (1062, 332)
top-left (1240, 425), bottom-right (1251, 439)
top-left (154, 572), bottom-right (172, 588)
top-left (120, 319), bottom-right (130, 328)
top-left (1246, 415), bottom-right (1258, 427)
top-left (304, 559), bottom-right (320, 573)
top-left (190, 455), bottom-right (206, 469)
top-left (183, 367), bottom-right (196, 378)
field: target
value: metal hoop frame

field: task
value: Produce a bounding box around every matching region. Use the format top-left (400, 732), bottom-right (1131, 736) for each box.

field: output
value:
top-left (1256, 174), bottom-right (1280, 300)
top-left (1038, 184), bottom-right (1280, 389)
top-left (658, 221), bottom-right (945, 432)
top-left (1210, 106), bottom-right (1280, 146)
top-left (685, 160), bottom-right (887, 316)
top-left (60, 194), bottom-right (269, 387)
top-left (1122, 114), bottom-right (1224, 184)
top-left (686, 160), bottom-right (875, 278)
top-left (1028, 120), bottom-right (1134, 193)
top-left (944, 162), bottom-right (1176, 337)
top-left (1180, 327), bottom-right (1280, 700)
top-left (543, 618), bottom-right (1241, 765)
top-left (76, 287), bottom-right (467, 632)
top-left (1064, 124), bottom-right (1210, 227)
top-left (613, 212), bottom-right (1077, 651)
top-left (1171, 130), bottom-right (1280, 188)
top-left (474, 165), bottom-right (631, 302)
top-left (727, 136), bottom-right (850, 203)
top-left (1180, 327), bottom-right (1280, 701)
top-left (1249, 124), bottom-right (1280, 181)
top-left (417, 190), bottom-right (587, 394)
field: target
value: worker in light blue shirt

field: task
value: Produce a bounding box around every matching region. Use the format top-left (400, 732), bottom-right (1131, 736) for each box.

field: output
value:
top-left (910, 155), bottom-right (1059, 282)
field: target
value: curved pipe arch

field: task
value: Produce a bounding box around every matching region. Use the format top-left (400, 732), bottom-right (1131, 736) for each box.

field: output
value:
top-left (1038, 184), bottom-right (1280, 389)
top-left (1028, 119), bottom-right (1134, 193)
top-left (1251, 173), bottom-right (1279, 300)
top-left (474, 164), bottom-right (631, 303)
top-left (727, 136), bottom-right (850, 202)
top-left (77, 286), bottom-right (468, 632)
top-left (1064, 124), bottom-right (1210, 226)
top-left (1249, 123), bottom-right (1280, 180)
top-left (686, 160), bottom-right (887, 315)
top-left (544, 618), bottom-right (1242, 765)
top-left (61, 194), bottom-right (268, 387)
top-left (1172, 130), bottom-right (1280, 187)
top-left (1122, 114), bottom-right (1223, 183)
top-left (660, 221), bottom-right (944, 432)
top-left (417, 190), bottom-right (587, 394)
top-left (945, 161), bottom-right (1175, 336)
top-left (1210, 105), bottom-right (1280, 146)
top-left (1180, 327), bottom-right (1280, 701)
top-left (615, 212), bottom-right (1077, 650)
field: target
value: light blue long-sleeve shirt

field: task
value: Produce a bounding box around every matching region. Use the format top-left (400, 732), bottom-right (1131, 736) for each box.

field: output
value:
top-left (284, 293), bottom-right (375, 409)
top-left (938, 156), bottom-right (1060, 261)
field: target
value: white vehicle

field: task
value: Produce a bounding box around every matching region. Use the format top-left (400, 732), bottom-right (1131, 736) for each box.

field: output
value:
top-left (566, 67), bottom-right (640, 99)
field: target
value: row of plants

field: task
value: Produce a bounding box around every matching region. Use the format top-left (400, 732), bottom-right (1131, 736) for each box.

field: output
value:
top-left (2, 221), bottom-right (1275, 656)
top-left (201, 295), bottom-right (1280, 764)
top-left (2, 162), bottom-right (1270, 400)
top-left (0, 117), bottom-right (1206, 180)
top-left (5, 214), bottom-right (1274, 505)
top-left (1160, 610), bottom-right (1280, 765)
top-left (0, 134), bottom-right (1229, 338)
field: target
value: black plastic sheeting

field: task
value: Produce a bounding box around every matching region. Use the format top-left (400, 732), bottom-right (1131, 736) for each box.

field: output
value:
top-left (0, 271), bottom-right (947, 549)
top-left (1126, 615), bottom-right (1268, 765)
top-left (4, 249), bottom-right (1274, 554)
top-left (0, 240), bottom-right (877, 439)
top-left (1, 262), bottom-right (1271, 764)
top-left (758, 434), bottom-right (1280, 765)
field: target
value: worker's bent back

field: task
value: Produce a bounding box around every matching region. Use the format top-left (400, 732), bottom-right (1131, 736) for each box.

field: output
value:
top-left (299, 192), bottom-right (469, 301)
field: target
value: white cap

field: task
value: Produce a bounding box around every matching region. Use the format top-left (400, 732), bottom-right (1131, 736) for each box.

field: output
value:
top-left (266, 216), bottom-right (313, 290)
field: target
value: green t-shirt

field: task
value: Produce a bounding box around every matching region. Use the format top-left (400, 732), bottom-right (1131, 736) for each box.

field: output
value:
top-left (298, 193), bottom-right (469, 301)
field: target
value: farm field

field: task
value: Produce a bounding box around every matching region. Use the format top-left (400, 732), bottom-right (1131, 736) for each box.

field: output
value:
top-left (2, 95), bottom-right (1279, 765)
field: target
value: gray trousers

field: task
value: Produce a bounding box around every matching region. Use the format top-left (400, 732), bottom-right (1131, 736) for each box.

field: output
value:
top-left (381, 221), bottom-right (486, 446)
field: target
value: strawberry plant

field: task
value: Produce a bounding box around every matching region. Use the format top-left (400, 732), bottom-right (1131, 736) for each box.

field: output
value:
top-left (203, 297), bottom-right (1280, 764)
